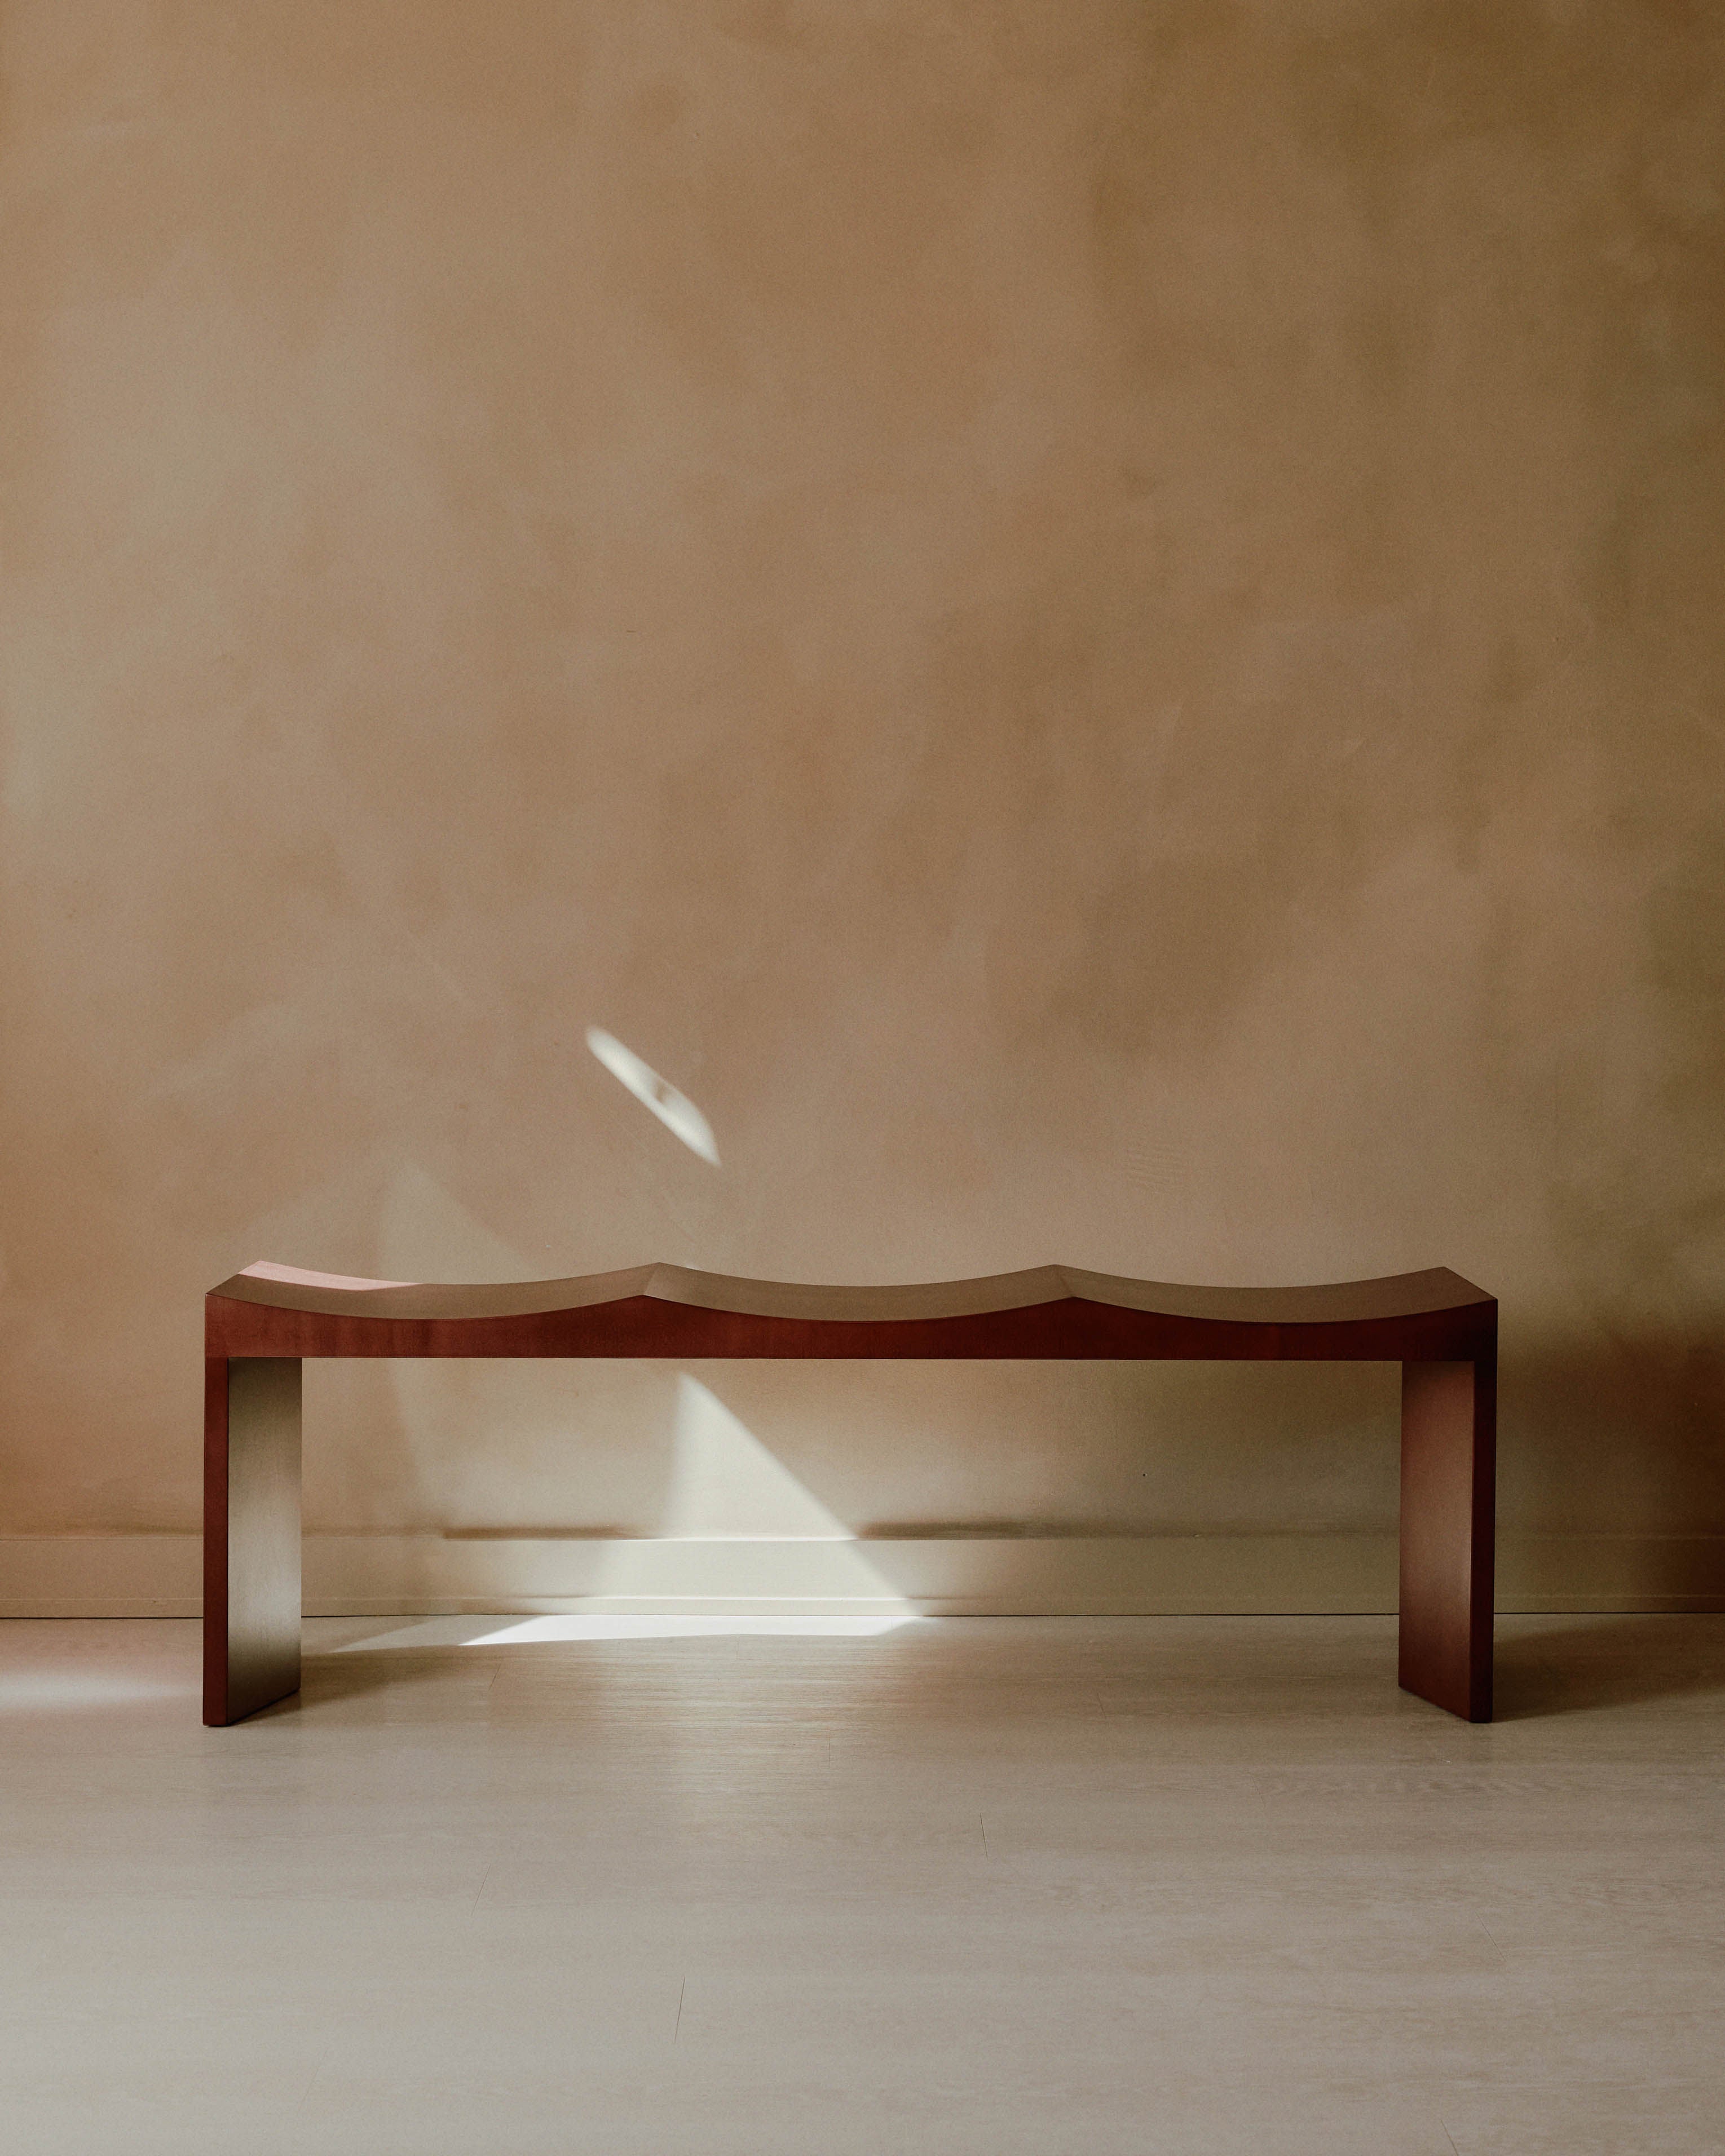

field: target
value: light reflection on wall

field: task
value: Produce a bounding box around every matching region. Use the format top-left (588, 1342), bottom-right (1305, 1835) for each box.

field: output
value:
top-left (585, 1028), bottom-right (720, 1165)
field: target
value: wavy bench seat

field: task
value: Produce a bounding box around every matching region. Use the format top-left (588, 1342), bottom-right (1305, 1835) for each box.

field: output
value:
top-left (205, 1261), bottom-right (1497, 1726)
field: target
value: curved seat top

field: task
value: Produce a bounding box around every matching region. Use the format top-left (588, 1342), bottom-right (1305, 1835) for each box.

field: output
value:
top-left (215, 1260), bottom-right (1491, 1328)
top-left (208, 1260), bottom-right (1493, 1360)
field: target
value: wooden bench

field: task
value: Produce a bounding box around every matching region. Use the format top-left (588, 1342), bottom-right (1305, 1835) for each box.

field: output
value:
top-left (204, 1261), bottom-right (1497, 1725)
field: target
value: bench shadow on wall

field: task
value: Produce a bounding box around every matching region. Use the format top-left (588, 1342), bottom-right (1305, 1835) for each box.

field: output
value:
top-left (1493, 1617), bottom-right (1725, 1719)
top-left (1492, 1326), bottom-right (1725, 1718)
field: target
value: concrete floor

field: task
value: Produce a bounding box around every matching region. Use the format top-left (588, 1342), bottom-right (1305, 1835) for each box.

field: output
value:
top-left (1, 1612), bottom-right (1720, 2155)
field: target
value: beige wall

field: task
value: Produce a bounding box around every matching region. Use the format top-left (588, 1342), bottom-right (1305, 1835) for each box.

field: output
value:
top-left (2, 1), bottom-right (1722, 1615)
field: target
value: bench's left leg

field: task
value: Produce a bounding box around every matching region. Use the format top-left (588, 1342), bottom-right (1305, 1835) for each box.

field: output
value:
top-left (204, 1356), bottom-right (303, 1726)
top-left (1398, 1358), bottom-right (1495, 1721)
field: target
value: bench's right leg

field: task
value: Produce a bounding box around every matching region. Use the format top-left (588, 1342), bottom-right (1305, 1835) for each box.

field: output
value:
top-left (204, 1356), bottom-right (303, 1726)
top-left (1398, 1358), bottom-right (1495, 1722)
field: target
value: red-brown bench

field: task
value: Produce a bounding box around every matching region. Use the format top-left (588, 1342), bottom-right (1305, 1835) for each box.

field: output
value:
top-left (204, 1261), bottom-right (1497, 1725)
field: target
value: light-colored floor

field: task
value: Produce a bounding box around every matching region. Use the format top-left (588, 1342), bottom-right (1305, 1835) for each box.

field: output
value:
top-left (1, 1616), bottom-right (1721, 2156)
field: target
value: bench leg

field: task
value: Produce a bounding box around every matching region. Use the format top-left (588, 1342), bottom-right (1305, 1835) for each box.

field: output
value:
top-left (1398, 1358), bottom-right (1495, 1721)
top-left (204, 1357), bottom-right (303, 1726)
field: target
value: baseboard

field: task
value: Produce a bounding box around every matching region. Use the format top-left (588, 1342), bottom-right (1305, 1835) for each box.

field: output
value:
top-left (3, 1531), bottom-right (1723, 1618)
top-left (1, 1535), bottom-right (206, 1616)
top-left (295, 1531), bottom-right (1400, 1616)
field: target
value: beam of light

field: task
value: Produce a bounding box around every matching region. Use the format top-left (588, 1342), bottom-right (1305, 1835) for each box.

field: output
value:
top-left (330, 1379), bottom-right (920, 1649)
top-left (585, 1027), bottom-right (720, 1165)
top-left (589, 1377), bottom-right (919, 1614)
top-left (660, 1375), bottom-right (855, 1540)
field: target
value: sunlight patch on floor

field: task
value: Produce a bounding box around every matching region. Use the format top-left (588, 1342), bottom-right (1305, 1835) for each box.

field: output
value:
top-left (333, 1609), bottom-right (918, 1650)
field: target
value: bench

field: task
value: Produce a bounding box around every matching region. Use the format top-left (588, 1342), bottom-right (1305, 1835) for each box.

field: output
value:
top-left (204, 1261), bottom-right (1497, 1725)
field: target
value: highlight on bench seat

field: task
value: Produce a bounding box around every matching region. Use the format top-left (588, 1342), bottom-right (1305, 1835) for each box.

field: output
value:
top-left (204, 1261), bottom-right (1495, 1726)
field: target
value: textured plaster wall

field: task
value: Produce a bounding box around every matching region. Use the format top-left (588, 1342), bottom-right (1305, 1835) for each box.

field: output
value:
top-left (2, 1), bottom-right (1722, 1610)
